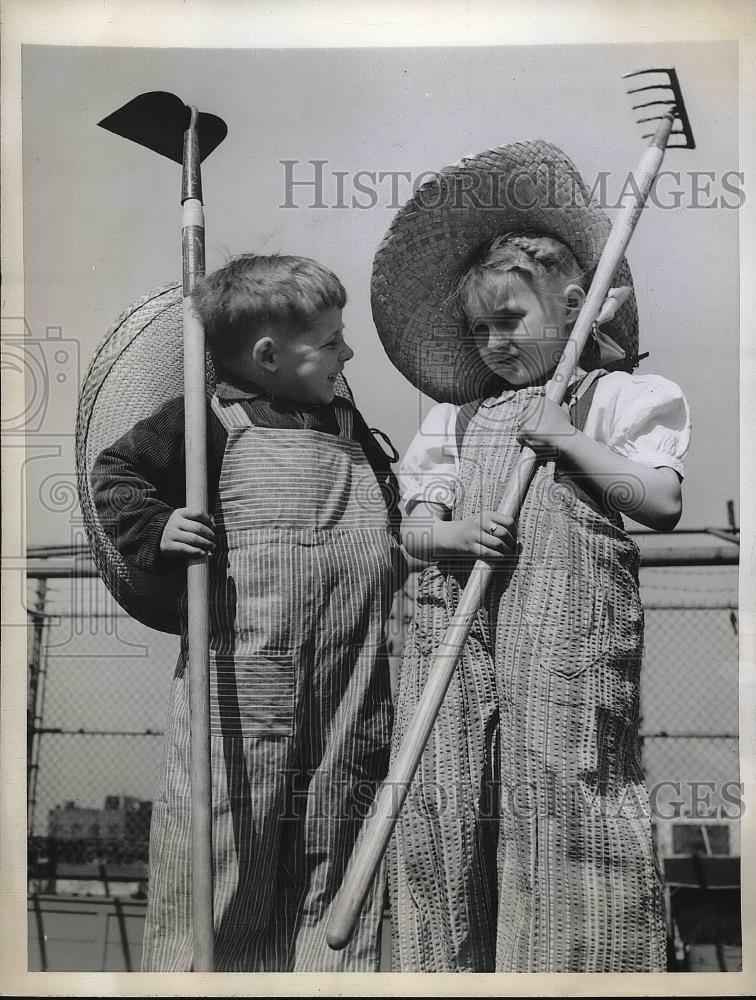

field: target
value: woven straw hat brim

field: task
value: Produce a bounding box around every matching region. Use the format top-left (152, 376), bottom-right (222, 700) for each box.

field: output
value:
top-left (76, 283), bottom-right (196, 633)
top-left (371, 139), bottom-right (638, 404)
top-left (76, 282), bottom-right (354, 634)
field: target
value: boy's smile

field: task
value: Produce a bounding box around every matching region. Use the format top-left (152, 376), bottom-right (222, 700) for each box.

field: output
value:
top-left (471, 274), bottom-right (572, 387)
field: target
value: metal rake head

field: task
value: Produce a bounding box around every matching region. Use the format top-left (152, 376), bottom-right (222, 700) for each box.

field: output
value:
top-left (622, 67), bottom-right (695, 149)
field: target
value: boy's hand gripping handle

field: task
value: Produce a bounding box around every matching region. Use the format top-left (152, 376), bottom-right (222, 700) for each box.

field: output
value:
top-left (326, 114), bottom-right (677, 952)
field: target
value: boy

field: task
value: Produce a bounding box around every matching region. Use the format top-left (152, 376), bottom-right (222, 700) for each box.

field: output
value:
top-left (92, 254), bottom-right (402, 972)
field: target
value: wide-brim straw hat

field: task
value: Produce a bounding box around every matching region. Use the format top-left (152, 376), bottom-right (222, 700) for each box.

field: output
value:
top-left (76, 282), bottom-right (354, 634)
top-left (371, 139), bottom-right (639, 404)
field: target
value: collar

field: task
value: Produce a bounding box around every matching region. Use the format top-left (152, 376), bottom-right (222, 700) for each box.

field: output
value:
top-left (212, 362), bottom-right (355, 410)
top-left (213, 363), bottom-right (268, 402)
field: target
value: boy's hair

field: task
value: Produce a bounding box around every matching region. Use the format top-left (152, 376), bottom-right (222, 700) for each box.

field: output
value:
top-left (455, 232), bottom-right (588, 322)
top-left (192, 254), bottom-right (347, 360)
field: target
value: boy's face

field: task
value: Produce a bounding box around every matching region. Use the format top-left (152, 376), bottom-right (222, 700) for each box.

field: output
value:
top-left (470, 272), bottom-right (573, 386)
top-left (232, 306), bottom-right (353, 405)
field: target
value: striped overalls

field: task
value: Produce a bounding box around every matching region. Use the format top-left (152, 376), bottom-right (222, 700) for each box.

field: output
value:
top-left (142, 393), bottom-right (396, 971)
top-left (389, 376), bottom-right (667, 972)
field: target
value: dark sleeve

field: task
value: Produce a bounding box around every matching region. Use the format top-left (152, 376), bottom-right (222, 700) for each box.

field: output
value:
top-left (349, 406), bottom-right (403, 539)
top-left (91, 398), bottom-right (188, 572)
top-left (91, 397), bottom-right (227, 573)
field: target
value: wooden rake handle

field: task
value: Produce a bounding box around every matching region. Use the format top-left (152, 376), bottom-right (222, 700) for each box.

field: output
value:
top-left (326, 114), bottom-right (676, 951)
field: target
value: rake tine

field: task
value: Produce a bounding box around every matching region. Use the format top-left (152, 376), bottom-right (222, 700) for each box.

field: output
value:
top-left (627, 83), bottom-right (675, 95)
top-left (639, 120), bottom-right (687, 131)
top-left (643, 135), bottom-right (689, 143)
top-left (633, 99), bottom-right (676, 111)
top-left (625, 67), bottom-right (695, 149)
top-left (639, 120), bottom-right (686, 128)
top-left (622, 67), bottom-right (675, 78)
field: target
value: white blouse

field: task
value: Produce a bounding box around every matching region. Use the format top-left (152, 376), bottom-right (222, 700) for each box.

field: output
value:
top-left (399, 371), bottom-right (692, 512)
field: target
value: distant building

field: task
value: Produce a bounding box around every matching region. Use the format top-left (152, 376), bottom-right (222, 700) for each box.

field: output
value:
top-left (48, 795), bottom-right (152, 843)
top-left (654, 816), bottom-right (740, 859)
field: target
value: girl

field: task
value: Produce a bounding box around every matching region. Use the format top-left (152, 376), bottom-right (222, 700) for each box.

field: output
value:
top-left (386, 223), bottom-right (691, 971)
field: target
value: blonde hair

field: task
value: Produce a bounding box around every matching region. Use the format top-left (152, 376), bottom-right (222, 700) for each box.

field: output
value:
top-left (456, 232), bottom-right (587, 321)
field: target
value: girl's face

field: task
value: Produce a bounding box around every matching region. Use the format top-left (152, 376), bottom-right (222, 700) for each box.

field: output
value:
top-left (469, 271), bottom-right (572, 386)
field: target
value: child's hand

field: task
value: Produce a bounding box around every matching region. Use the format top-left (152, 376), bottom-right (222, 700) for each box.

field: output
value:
top-left (400, 502), bottom-right (517, 565)
top-left (160, 507), bottom-right (216, 558)
top-left (443, 510), bottom-right (517, 562)
top-left (516, 397), bottom-right (573, 453)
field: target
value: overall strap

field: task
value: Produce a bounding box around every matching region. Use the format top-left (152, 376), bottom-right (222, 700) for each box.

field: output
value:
top-left (563, 369), bottom-right (622, 525)
top-left (456, 399), bottom-right (485, 457)
top-left (210, 393), bottom-right (254, 431)
top-left (455, 370), bottom-right (606, 455)
top-left (333, 398), bottom-right (354, 439)
top-left (567, 369), bottom-right (606, 432)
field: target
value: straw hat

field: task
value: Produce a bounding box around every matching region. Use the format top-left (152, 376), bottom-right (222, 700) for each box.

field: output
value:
top-left (371, 139), bottom-right (638, 404)
top-left (76, 282), bottom-right (354, 634)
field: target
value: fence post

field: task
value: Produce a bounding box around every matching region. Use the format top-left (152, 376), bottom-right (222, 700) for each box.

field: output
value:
top-left (27, 578), bottom-right (48, 835)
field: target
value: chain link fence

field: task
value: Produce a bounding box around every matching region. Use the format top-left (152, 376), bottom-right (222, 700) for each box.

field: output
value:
top-left (26, 536), bottom-right (740, 968)
top-left (639, 563), bottom-right (740, 831)
top-left (27, 562), bottom-right (175, 893)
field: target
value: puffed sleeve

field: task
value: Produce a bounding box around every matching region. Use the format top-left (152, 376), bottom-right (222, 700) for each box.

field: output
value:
top-left (398, 402), bottom-right (460, 514)
top-left (586, 372), bottom-right (692, 478)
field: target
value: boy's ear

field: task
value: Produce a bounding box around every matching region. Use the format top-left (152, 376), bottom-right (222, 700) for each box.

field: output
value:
top-left (563, 283), bottom-right (585, 325)
top-left (251, 336), bottom-right (277, 372)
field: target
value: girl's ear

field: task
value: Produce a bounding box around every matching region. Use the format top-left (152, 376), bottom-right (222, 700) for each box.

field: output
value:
top-left (251, 336), bottom-right (277, 372)
top-left (563, 283), bottom-right (585, 325)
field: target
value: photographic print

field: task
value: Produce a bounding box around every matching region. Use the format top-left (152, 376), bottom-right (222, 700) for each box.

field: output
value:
top-left (2, 2), bottom-right (754, 996)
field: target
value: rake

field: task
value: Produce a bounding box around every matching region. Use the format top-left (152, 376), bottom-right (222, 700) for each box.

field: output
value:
top-left (98, 91), bottom-right (227, 972)
top-left (326, 67), bottom-right (696, 951)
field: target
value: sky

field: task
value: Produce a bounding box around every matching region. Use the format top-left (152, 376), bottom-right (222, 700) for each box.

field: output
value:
top-left (18, 39), bottom-right (741, 548)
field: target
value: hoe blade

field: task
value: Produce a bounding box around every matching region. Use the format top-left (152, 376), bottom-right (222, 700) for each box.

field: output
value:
top-left (98, 91), bottom-right (227, 163)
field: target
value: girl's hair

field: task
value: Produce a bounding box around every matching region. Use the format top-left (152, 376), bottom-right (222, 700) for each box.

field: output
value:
top-left (456, 232), bottom-right (606, 372)
top-left (455, 231), bottom-right (588, 321)
top-left (192, 253), bottom-right (347, 361)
